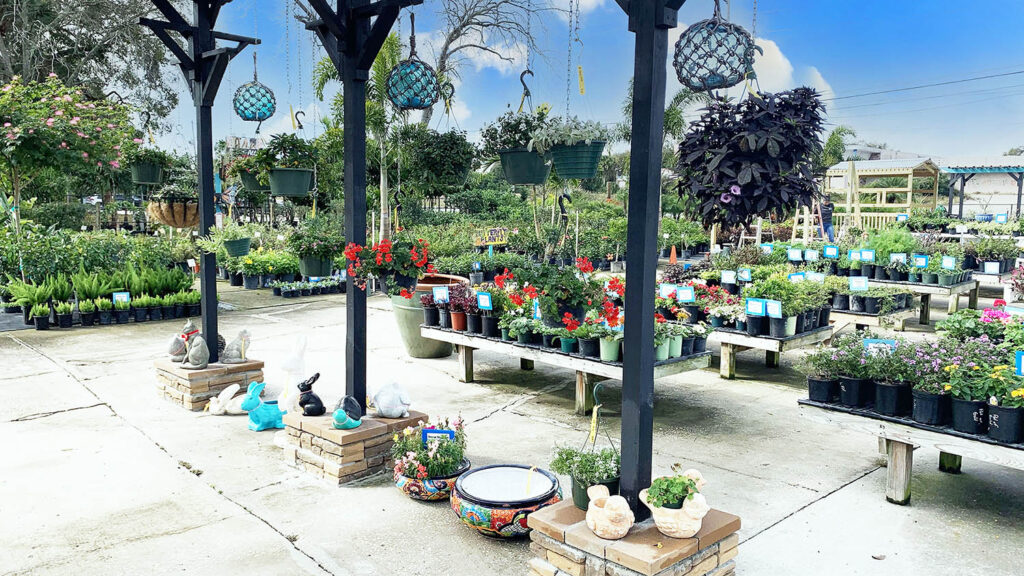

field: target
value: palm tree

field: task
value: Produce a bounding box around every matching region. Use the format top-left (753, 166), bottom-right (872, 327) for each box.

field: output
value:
top-left (313, 33), bottom-right (404, 240)
top-left (616, 80), bottom-right (712, 145)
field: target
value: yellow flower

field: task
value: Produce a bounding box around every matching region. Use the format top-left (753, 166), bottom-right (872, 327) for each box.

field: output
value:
top-left (403, 426), bottom-right (414, 437)
top-left (393, 433), bottom-right (399, 441)
top-left (994, 365), bottom-right (1010, 371)
top-left (944, 384), bottom-right (953, 391)
top-left (944, 364), bottom-right (958, 372)
top-left (972, 366), bottom-right (981, 370)
top-left (1011, 389), bottom-right (1024, 398)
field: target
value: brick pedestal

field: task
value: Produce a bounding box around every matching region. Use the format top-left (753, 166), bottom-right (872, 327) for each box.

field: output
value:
top-left (282, 410), bottom-right (427, 485)
top-left (154, 359), bottom-right (264, 411)
top-left (526, 500), bottom-right (740, 576)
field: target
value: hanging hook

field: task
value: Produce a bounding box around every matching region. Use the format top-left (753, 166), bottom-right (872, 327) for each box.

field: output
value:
top-left (294, 110), bottom-right (305, 130)
top-left (518, 69), bottom-right (534, 113)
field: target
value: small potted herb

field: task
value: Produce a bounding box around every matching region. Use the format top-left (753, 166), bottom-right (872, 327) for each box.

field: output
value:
top-left (78, 299), bottom-right (97, 327)
top-left (550, 446), bottom-right (621, 510)
top-left (32, 304), bottom-right (51, 330)
top-left (421, 293), bottom-right (439, 327)
top-left (113, 300), bottom-right (131, 324)
top-left (54, 301), bottom-right (74, 328)
top-left (95, 299), bottom-right (114, 325)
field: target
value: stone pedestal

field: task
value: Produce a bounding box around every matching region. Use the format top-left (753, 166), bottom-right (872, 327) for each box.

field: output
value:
top-left (526, 500), bottom-right (740, 576)
top-left (154, 359), bottom-right (264, 411)
top-left (282, 410), bottom-right (427, 485)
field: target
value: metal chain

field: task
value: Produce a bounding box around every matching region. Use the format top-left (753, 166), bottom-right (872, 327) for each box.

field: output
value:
top-left (752, 0), bottom-right (758, 37)
top-left (285, 0), bottom-right (292, 100)
top-left (566, 0), bottom-right (574, 115)
top-left (526, 0), bottom-right (533, 71)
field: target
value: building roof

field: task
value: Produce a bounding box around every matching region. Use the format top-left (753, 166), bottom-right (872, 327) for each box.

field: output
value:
top-left (827, 158), bottom-right (940, 174)
top-left (938, 157), bottom-right (1024, 174)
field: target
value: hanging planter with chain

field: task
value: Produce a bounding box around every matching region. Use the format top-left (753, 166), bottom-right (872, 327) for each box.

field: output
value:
top-left (672, 0), bottom-right (762, 93)
top-left (386, 13), bottom-right (441, 111)
top-left (233, 53), bottom-right (277, 132)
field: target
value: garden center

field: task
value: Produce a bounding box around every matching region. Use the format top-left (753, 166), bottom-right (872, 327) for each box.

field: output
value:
top-left (3, 1), bottom-right (1024, 575)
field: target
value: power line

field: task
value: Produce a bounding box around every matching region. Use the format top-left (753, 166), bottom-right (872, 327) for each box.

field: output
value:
top-left (824, 69), bottom-right (1024, 102)
top-left (830, 81), bottom-right (1024, 111)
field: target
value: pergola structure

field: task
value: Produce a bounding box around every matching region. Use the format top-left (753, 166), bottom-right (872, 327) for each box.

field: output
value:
top-left (824, 158), bottom-right (940, 231)
top-left (940, 159), bottom-right (1024, 218)
top-left (143, 0), bottom-right (688, 518)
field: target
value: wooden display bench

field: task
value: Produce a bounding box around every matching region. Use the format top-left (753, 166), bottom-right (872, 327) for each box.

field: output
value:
top-left (798, 400), bottom-right (1024, 505)
top-left (972, 270), bottom-right (1014, 301)
top-left (154, 358), bottom-right (264, 411)
top-left (829, 307), bottom-right (918, 334)
top-left (868, 279), bottom-right (979, 325)
top-left (420, 326), bottom-right (711, 415)
top-left (282, 410), bottom-right (427, 485)
top-left (710, 325), bottom-right (833, 380)
top-left (527, 500), bottom-right (740, 576)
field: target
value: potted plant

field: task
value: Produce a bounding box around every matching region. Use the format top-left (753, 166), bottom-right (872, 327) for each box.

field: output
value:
top-left (946, 362), bottom-right (994, 435)
top-left (464, 295), bottom-right (483, 334)
top-left (257, 133), bottom-right (316, 197)
top-left (553, 313), bottom-right (582, 354)
top-left (550, 446), bottom-right (621, 510)
top-left (227, 154), bottom-right (270, 194)
top-left (404, 127), bottom-right (476, 194)
top-left (78, 299), bottom-right (97, 327)
top-left (421, 293), bottom-right (439, 327)
top-left (988, 380), bottom-right (1024, 444)
top-left (654, 315), bottom-right (672, 361)
top-left (50, 301), bottom-right (72, 328)
top-left (833, 332), bottom-right (873, 407)
top-left (391, 417), bottom-right (470, 501)
top-left (125, 147), bottom-right (170, 185)
top-left (447, 282), bottom-right (473, 332)
top-left (147, 171), bottom-right (199, 229)
top-left (868, 340), bottom-right (913, 417)
top-left (112, 300), bottom-right (130, 324)
top-left (132, 296), bottom-right (150, 323)
top-left (799, 344), bottom-right (841, 403)
top-left (574, 314), bottom-right (601, 359)
top-left (240, 255), bottom-right (264, 290)
top-left (183, 291), bottom-right (202, 317)
top-left (29, 304), bottom-right (50, 330)
top-left (641, 464), bottom-right (710, 539)
top-left (529, 116), bottom-right (608, 180)
top-left (344, 236), bottom-right (431, 295)
top-left (508, 316), bottom-right (536, 345)
top-left (95, 299), bottom-right (114, 325)
top-left (289, 215), bottom-right (345, 278)
top-left (480, 108), bottom-right (551, 185)
top-left (160, 294), bottom-right (175, 319)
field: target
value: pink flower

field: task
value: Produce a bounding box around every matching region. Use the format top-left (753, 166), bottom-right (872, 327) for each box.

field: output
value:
top-left (133, 138), bottom-right (144, 144)
top-left (994, 299), bottom-right (1007, 307)
top-left (55, 110), bottom-right (63, 116)
top-left (720, 193), bottom-right (733, 204)
top-left (45, 118), bottom-right (55, 126)
top-left (82, 152), bottom-right (89, 159)
top-left (70, 117), bottom-right (79, 125)
top-left (730, 185), bottom-right (742, 195)
top-left (109, 160), bottom-right (120, 169)
top-left (48, 72), bottom-right (57, 78)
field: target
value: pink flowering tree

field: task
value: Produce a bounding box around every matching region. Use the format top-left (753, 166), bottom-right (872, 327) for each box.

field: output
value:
top-left (0, 74), bottom-right (133, 234)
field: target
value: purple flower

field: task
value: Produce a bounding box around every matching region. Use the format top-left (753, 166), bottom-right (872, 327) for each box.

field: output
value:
top-left (720, 193), bottom-right (733, 204)
top-left (730, 185), bottom-right (742, 196)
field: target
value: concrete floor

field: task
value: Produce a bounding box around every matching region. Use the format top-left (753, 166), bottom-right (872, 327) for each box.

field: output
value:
top-left (2, 284), bottom-right (1022, 576)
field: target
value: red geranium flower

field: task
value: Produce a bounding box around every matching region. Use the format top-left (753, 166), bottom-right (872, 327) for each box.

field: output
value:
top-left (575, 257), bottom-right (594, 274)
top-left (562, 312), bottom-right (581, 331)
top-left (399, 288), bottom-right (414, 299)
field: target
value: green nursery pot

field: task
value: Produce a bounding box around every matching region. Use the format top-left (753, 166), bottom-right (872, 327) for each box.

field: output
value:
top-left (655, 341), bottom-right (670, 362)
top-left (669, 335), bottom-right (683, 358)
top-left (599, 338), bottom-right (621, 362)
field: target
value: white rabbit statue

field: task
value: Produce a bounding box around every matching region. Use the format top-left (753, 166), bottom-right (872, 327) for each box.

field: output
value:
top-left (207, 383), bottom-right (246, 415)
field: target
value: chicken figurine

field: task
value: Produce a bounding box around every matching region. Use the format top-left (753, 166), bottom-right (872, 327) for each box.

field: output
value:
top-left (585, 485), bottom-right (634, 540)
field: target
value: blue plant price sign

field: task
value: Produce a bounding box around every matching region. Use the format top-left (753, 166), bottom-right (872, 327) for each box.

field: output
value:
top-left (533, 299), bottom-right (541, 319)
top-left (1017, 351), bottom-right (1024, 376)
top-left (896, 213), bottom-right (909, 222)
top-left (760, 243), bottom-right (773, 255)
top-left (890, 253), bottom-right (907, 264)
top-left (804, 249), bottom-right (819, 261)
top-left (113, 291), bottom-right (131, 304)
top-left (472, 261), bottom-right (481, 271)
top-left (849, 276), bottom-right (869, 292)
top-left (764, 299), bottom-right (783, 319)
top-left (720, 270), bottom-right (737, 284)
top-left (848, 250), bottom-right (862, 262)
top-left (422, 429), bottom-right (455, 446)
top-left (863, 338), bottom-right (897, 356)
top-left (984, 261), bottom-right (1001, 274)
top-left (788, 272), bottom-right (805, 283)
top-left (823, 245), bottom-right (839, 259)
top-left (860, 249), bottom-right (876, 262)
top-left (805, 271), bottom-right (826, 283)
top-left (997, 213), bottom-right (1009, 224)
top-left (787, 248), bottom-right (803, 262)
top-left (941, 256), bottom-right (956, 270)
top-left (912, 254), bottom-right (929, 268)
top-left (432, 286), bottom-right (450, 303)
top-left (476, 292), bottom-right (493, 311)
top-left (658, 283), bottom-right (677, 298)
top-left (745, 298), bottom-right (766, 317)
top-left (738, 268), bottom-right (752, 282)
top-left (677, 285), bottom-right (696, 303)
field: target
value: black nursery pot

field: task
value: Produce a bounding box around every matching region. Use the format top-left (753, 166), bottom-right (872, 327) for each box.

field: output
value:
top-left (229, 272), bottom-right (243, 287)
top-left (98, 310), bottom-right (113, 325)
top-left (722, 282), bottom-right (739, 295)
top-left (850, 295), bottom-right (866, 312)
top-left (423, 307), bottom-right (440, 327)
top-left (860, 264), bottom-right (875, 277)
top-left (578, 337), bottom-right (600, 358)
top-left (819, 307), bottom-right (831, 327)
top-left (34, 316), bottom-right (50, 330)
top-left (681, 305), bottom-right (700, 324)
top-left (864, 296), bottom-right (880, 315)
top-left (839, 377), bottom-right (874, 408)
top-left (482, 315), bottom-right (500, 338)
top-left (542, 333), bottom-right (558, 348)
top-left (439, 309), bottom-right (451, 329)
top-left (466, 313), bottom-right (483, 334)
top-left (951, 398), bottom-right (988, 435)
top-left (693, 336), bottom-right (707, 353)
top-left (173, 304), bottom-right (185, 319)
top-left (794, 312), bottom-right (806, 335)
top-left (161, 305), bottom-right (174, 319)
top-left (769, 317), bottom-right (787, 338)
top-left (832, 293), bottom-right (849, 310)
top-left (80, 311), bottom-right (96, 327)
top-left (807, 376), bottom-right (840, 403)
top-left (186, 304), bottom-right (201, 317)
top-left (55, 313), bottom-right (73, 328)
top-left (149, 307), bottom-right (164, 321)
top-left (912, 390), bottom-right (951, 426)
top-left (746, 316), bottom-right (766, 337)
top-left (133, 307), bottom-right (148, 323)
top-left (114, 309), bottom-right (130, 324)
top-left (680, 337), bottom-right (695, 356)
top-left (874, 382), bottom-right (912, 416)
top-left (988, 405), bottom-right (1024, 444)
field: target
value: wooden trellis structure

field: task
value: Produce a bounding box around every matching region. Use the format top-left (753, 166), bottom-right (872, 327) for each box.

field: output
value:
top-left (822, 158), bottom-right (940, 233)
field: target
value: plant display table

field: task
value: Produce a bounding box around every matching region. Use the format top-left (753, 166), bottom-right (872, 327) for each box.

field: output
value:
top-left (972, 270), bottom-right (1014, 301)
top-left (798, 400), bottom-right (1024, 505)
top-left (829, 307), bottom-right (918, 333)
top-left (526, 499), bottom-right (740, 576)
top-left (710, 326), bottom-right (833, 380)
top-left (282, 410), bottom-right (427, 485)
top-left (868, 279), bottom-right (979, 325)
top-left (153, 359), bottom-right (264, 411)
top-left (420, 326), bottom-right (711, 415)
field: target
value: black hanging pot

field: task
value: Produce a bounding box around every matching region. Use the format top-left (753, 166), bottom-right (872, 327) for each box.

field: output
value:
top-left (951, 398), bottom-right (988, 435)
top-left (466, 313), bottom-right (483, 334)
top-left (482, 315), bottom-right (500, 338)
top-left (988, 405), bottom-right (1024, 444)
top-left (874, 382), bottom-right (911, 416)
top-left (498, 148), bottom-right (551, 185)
top-left (807, 376), bottom-right (840, 403)
top-left (746, 316), bottom-right (765, 337)
top-left (850, 294), bottom-right (866, 312)
top-left (549, 141), bottom-right (607, 180)
top-left (423, 306), bottom-right (440, 327)
top-left (912, 390), bottom-right (951, 426)
top-left (839, 377), bottom-right (874, 408)
top-left (578, 337), bottom-right (600, 359)
top-left (832, 293), bottom-right (849, 310)
top-left (864, 296), bottom-right (880, 315)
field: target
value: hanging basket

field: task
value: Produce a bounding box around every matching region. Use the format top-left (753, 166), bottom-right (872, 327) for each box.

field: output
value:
top-left (147, 199), bottom-right (199, 228)
top-left (239, 172), bottom-right (270, 192)
top-left (498, 148), bottom-right (551, 186)
top-left (269, 168), bottom-right (313, 198)
top-left (550, 141), bottom-right (606, 180)
top-left (131, 162), bottom-right (164, 185)
top-left (224, 238), bottom-right (252, 258)
top-left (672, 0), bottom-right (761, 93)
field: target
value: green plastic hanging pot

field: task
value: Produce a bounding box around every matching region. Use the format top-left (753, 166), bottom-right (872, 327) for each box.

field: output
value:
top-left (269, 167), bottom-right (313, 198)
top-left (224, 238), bottom-right (252, 258)
top-left (498, 147), bottom-right (550, 185)
top-left (549, 141), bottom-right (606, 180)
top-left (299, 256), bottom-right (333, 277)
top-left (131, 162), bottom-right (164, 185)
top-left (240, 172), bottom-right (270, 192)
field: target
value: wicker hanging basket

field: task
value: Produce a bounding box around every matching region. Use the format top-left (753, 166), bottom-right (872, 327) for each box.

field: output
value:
top-left (147, 199), bottom-right (199, 228)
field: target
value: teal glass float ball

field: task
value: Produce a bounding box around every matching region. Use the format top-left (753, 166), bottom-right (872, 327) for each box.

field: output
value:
top-left (386, 59), bottom-right (440, 111)
top-left (233, 81), bottom-right (277, 122)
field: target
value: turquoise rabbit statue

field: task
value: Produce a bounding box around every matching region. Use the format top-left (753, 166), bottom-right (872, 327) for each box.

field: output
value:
top-left (240, 381), bottom-right (286, 431)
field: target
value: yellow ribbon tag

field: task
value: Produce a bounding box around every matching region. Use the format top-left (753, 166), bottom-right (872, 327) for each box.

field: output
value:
top-left (290, 105), bottom-right (296, 130)
top-left (577, 66), bottom-right (586, 95)
top-left (517, 92), bottom-right (527, 114)
top-left (526, 465), bottom-right (537, 495)
top-left (311, 196), bottom-right (317, 218)
top-left (240, 338), bottom-right (246, 360)
top-left (588, 403), bottom-right (602, 444)
top-left (147, 127), bottom-right (155, 144)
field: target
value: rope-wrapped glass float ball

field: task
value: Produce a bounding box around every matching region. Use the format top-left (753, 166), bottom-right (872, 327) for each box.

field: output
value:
top-left (233, 81), bottom-right (277, 123)
top-left (385, 13), bottom-right (441, 111)
top-left (673, 0), bottom-right (762, 93)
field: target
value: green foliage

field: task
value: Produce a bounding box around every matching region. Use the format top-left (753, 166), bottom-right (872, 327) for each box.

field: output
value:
top-left (549, 447), bottom-right (620, 486)
top-left (21, 202), bottom-right (86, 230)
top-left (646, 464), bottom-right (701, 508)
top-left (401, 125), bottom-right (476, 197)
top-left (479, 107), bottom-right (551, 157)
top-left (54, 301), bottom-right (72, 315)
top-left (389, 417), bottom-right (467, 478)
top-left (528, 116), bottom-right (610, 155)
top-left (287, 215), bottom-right (345, 259)
top-left (30, 303), bottom-right (50, 318)
top-left (5, 278), bottom-right (52, 307)
top-left (77, 299), bottom-right (95, 313)
top-left (94, 298), bottom-right (113, 311)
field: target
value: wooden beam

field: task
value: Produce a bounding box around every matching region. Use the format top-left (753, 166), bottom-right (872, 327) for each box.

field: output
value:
top-left (151, 0), bottom-right (190, 30)
top-left (307, 0), bottom-right (348, 41)
top-left (357, 6), bottom-right (400, 71)
top-left (351, 0), bottom-right (423, 18)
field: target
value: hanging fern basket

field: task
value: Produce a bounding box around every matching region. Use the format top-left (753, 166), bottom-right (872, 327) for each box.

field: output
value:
top-left (498, 148), bottom-right (551, 186)
top-left (672, 0), bottom-right (761, 93)
top-left (549, 141), bottom-right (606, 180)
top-left (147, 198), bottom-right (199, 228)
top-left (131, 163), bottom-right (164, 185)
top-left (269, 168), bottom-right (313, 198)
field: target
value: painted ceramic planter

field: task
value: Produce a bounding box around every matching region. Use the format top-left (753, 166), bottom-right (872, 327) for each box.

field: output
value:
top-left (451, 464), bottom-right (562, 538)
top-left (395, 459), bottom-right (471, 501)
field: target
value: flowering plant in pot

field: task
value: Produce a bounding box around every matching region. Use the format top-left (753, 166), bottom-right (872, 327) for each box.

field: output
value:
top-left (226, 154), bottom-right (269, 193)
top-left (446, 282), bottom-right (474, 331)
top-left (289, 215), bottom-right (345, 277)
top-left (830, 331), bottom-right (874, 407)
top-left (799, 344), bottom-right (843, 403)
top-left (391, 416), bottom-right (469, 501)
top-left (480, 107), bottom-right (552, 185)
top-left (344, 236), bottom-right (432, 296)
top-left (420, 293), bottom-right (440, 327)
top-left (866, 340), bottom-right (914, 417)
top-left (641, 464), bottom-right (710, 539)
top-left (988, 380), bottom-right (1024, 444)
top-left (124, 146), bottom-right (170, 185)
top-left (553, 312), bottom-right (582, 354)
top-left (945, 362), bottom-right (1000, 435)
top-left (653, 314), bottom-right (673, 361)
top-left (593, 298), bottom-right (624, 362)
top-left (550, 446), bottom-right (620, 510)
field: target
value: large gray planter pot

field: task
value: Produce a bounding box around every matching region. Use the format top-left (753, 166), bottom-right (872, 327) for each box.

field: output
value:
top-left (391, 274), bottom-right (467, 359)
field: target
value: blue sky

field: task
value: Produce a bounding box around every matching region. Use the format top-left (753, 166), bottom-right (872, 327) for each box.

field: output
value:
top-left (157, 0), bottom-right (1024, 159)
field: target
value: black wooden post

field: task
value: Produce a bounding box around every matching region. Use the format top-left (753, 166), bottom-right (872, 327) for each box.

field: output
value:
top-left (947, 174), bottom-right (957, 214)
top-left (615, 0), bottom-right (684, 518)
top-left (958, 173), bottom-right (974, 219)
top-left (141, 0), bottom-right (258, 362)
top-left (302, 0), bottom-right (420, 415)
top-left (1012, 173), bottom-right (1024, 218)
